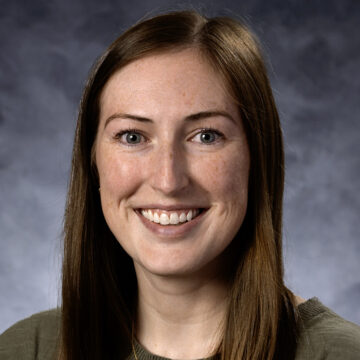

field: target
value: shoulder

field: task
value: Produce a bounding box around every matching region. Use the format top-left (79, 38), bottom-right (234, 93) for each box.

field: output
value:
top-left (0, 308), bottom-right (60, 360)
top-left (296, 298), bottom-right (360, 359)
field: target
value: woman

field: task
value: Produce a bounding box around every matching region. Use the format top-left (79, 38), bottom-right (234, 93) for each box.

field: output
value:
top-left (1, 10), bottom-right (359, 360)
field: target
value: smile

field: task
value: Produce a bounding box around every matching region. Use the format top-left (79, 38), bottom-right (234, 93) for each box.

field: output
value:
top-left (140, 209), bottom-right (201, 225)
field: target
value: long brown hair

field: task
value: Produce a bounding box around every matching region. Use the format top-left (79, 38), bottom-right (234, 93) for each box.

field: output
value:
top-left (60, 10), bottom-right (299, 360)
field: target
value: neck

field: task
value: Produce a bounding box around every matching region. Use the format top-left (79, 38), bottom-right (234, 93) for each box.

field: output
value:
top-left (134, 264), bottom-right (229, 359)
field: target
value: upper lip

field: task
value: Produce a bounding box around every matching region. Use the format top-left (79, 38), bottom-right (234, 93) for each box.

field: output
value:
top-left (136, 204), bottom-right (208, 211)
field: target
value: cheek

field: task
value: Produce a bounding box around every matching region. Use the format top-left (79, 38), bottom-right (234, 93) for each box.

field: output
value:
top-left (97, 147), bottom-right (144, 203)
top-left (192, 150), bottom-right (250, 200)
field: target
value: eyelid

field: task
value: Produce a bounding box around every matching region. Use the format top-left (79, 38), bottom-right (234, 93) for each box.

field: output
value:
top-left (113, 127), bottom-right (225, 146)
top-left (189, 128), bottom-right (225, 144)
top-left (114, 128), bottom-right (148, 146)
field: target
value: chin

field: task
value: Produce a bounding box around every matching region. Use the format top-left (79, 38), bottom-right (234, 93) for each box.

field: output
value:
top-left (134, 255), bottom-right (206, 278)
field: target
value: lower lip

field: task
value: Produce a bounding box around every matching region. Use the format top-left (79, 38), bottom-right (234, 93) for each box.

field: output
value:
top-left (135, 209), bottom-right (208, 238)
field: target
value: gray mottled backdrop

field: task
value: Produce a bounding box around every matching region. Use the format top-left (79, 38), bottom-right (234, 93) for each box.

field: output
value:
top-left (1, 0), bottom-right (359, 332)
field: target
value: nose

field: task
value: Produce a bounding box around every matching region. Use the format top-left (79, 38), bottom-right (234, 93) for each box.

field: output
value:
top-left (148, 142), bottom-right (189, 195)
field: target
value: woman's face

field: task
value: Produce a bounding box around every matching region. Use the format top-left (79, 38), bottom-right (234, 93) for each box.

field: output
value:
top-left (95, 48), bottom-right (250, 278)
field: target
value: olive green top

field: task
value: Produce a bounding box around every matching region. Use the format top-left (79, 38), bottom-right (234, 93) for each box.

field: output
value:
top-left (1, 298), bottom-right (360, 359)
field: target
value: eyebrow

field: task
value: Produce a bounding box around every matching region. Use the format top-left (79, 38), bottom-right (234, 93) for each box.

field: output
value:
top-left (104, 110), bottom-right (236, 128)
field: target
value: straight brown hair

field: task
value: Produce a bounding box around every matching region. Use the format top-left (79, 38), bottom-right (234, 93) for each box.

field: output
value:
top-left (60, 10), bottom-right (299, 360)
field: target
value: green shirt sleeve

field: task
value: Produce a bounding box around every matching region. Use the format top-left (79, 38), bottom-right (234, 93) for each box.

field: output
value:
top-left (0, 309), bottom-right (60, 360)
top-left (296, 298), bottom-right (360, 359)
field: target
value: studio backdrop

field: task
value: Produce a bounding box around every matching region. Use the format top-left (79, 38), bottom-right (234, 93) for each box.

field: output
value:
top-left (0, 0), bottom-right (359, 332)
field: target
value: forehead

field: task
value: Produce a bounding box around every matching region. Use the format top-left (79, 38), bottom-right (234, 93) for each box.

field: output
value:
top-left (99, 48), bottom-right (236, 118)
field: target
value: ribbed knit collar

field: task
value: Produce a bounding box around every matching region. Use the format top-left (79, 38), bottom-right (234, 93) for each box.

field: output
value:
top-left (132, 340), bottom-right (218, 360)
top-left (297, 297), bottom-right (328, 323)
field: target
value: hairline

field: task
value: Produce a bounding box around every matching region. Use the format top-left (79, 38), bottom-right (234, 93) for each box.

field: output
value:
top-left (90, 44), bottom-right (241, 167)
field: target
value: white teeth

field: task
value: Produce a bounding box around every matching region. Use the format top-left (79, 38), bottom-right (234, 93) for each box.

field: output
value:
top-left (141, 209), bottom-right (201, 226)
top-left (169, 213), bottom-right (179, 224)
top-left (141, 210), bottom-right (148, 219)
top-left (159, 213), bottom-right (170, 225)
top-left (186, 210), bottom-right (193, 221)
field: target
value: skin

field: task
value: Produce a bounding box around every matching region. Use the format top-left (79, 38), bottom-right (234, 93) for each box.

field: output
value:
top-left (95, 48), bottom-right (305, 359)
top-left (95, 48), bottom-right (250, 278)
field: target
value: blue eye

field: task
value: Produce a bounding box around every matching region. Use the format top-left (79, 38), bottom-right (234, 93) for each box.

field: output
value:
top-left (200, 131), bottom-right (216, 143)
top-left (124, 132), bottom-right (142, 144)
top-left (192, 129), bottom-right (223, 144)
top-left (115, 130), bottom-right (145, 146)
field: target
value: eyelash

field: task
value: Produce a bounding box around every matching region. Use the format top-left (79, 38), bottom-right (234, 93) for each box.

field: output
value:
top-left (113, 127), bottom-right (225, 146)
top-left (114, 128), bottom-right (147, 146)
top-left (191, 127), bottom-right (224, 145)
